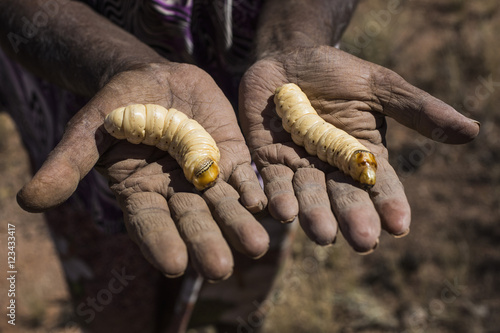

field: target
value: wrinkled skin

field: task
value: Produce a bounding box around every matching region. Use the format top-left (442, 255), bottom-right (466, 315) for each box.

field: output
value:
top-left (239, 46), bottom-right (479, 253)
top-left (17, 62), bottom-right (270, 281)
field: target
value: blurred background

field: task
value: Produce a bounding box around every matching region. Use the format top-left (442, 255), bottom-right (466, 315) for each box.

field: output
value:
top-left (1, 0), bottom-right (499, 332)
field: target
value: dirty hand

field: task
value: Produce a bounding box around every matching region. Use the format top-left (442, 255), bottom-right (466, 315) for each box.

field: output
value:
top-left (239, 46), bottom-right (479, 253)
top-left (17, 62), bottom-right (269, 281)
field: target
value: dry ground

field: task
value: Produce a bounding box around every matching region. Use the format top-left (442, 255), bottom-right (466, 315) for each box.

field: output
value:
top-left (1, 0), bottom-right (499, 332)
top-left (263, 1), bottom-right (500, 332)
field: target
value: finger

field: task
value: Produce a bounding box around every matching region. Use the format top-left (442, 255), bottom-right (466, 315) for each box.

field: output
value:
top-left (260, 164), bottom-right (298, 223)
top-left (229, 163), bottom-right (268, 213)
top-left (17, 107), bottom-right (113, 212)
top-left (168, 192), bottom-right (233, 282)
top-left (327, 172), bottom-right (380, 254)
top-left (293, 168), bottom-right (337, 245)
top-left (369, 158), bottom-right (411, 237)
top-left (121, 192), bottom-right (188, 278)
top-left (374, 68), bottom-right (480, 144)
top-left (252, 143), bottom-right (313, 172)
top-left (203, 181), bottom-right (269, 259)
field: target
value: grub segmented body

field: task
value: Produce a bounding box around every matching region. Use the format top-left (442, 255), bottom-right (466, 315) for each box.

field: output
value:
top-left (104, 104), bottom-right (220, 190)
top-left (274, 83), bottom-right (377, 187)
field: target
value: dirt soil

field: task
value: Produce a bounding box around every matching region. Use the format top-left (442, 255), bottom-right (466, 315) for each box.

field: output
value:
top-left (1, 0), bottom-right (499, 332)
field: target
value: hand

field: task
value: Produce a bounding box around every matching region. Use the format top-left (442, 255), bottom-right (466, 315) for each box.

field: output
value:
top-left (17, 62), bottom-right (269, 281)
top-left (239, 46), bottom-right (479, 253)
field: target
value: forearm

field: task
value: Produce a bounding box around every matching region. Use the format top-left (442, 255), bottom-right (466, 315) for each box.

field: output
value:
top-left (255, 0), bottom-right (359, 58)
top-left (0, 1), bottom-right (165, 97)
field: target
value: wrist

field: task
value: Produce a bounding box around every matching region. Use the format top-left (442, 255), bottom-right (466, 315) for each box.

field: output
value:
top-left (254, 0), bottom-right (359, 59)
top-left (97, 52), bottom-right (169, 91)
top-left (0, 1), bottom-right (169, 97)
top-left (63, 1), bottom-right (169, 95)
top-left (255, 29), bottom-right (323, 60)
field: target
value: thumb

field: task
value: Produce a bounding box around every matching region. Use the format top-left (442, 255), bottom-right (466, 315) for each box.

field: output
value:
top-left (374, 69), bottom-right (480, 144)
top-left (17, 107), bottom-right (112, 212)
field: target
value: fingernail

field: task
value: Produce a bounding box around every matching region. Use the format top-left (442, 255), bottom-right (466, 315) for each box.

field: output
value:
top-left (206, 269), bottom-right (233, 283)
top-left (393, 228), bottom-right (410, 239)
top-left (245, 201), bottom-right (266, 214)
top-left (245, 204), bottom-right (260, 213)
top-left (252, 251), bottom-right (268, 260)
top-left (472, 120), bottom-right (481, 127)
top-left (281, 216), bottom-right (297, 224)
top-left (357, 238), bottom-right (379, 256)
top-left (321, 236), bottom-right (336, 247)
top-left (316, 239), bottom-right (334, 247)
top-left (164, 271), bottom-right (185, 279)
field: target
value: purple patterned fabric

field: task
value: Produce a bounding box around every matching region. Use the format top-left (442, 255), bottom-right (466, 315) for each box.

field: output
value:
top-left (0, 0), bottom-right (263, 233)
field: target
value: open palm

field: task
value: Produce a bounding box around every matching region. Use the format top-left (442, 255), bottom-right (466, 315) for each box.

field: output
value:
top-left (239, 46), bottom-right (479, 252)
top-left (18, 62), bottom-right (269, 281)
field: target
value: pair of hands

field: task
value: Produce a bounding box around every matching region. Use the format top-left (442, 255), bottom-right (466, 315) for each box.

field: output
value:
top-left (17, 46), bottom-right (479, 281)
